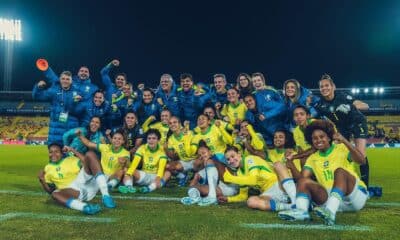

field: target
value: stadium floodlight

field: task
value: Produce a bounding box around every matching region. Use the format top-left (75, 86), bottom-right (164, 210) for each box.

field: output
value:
top-left (351, 88), bottom-right (356, 94)
top-left (356, 88), bottom-right (360, 94)
top-left (379, 87), bottom-right (384, 94)
top-left (364, 88), bottom-right (369, 93)
top-left (373, 87), bottom-right (378, 94)
top-left (0, 18), bottom-right (22, 41)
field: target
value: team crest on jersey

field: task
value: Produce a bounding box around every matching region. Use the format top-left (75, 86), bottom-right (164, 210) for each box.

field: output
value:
top-left (149, 157), bottom-right (154, 162)
top-left (329, 106), bottom-right (335, 112)
top-left (109, 157), bottom-right (114, 161)
top-left (56, 167), bottom-right (61, 171)
top-left (151, 104), bottom-right (155, 110)
top-left (323, 160), bottom-right (329, 168)
top-left (265, 95), bottom-right (271, 101)
top-left (247, 159), bottom-right (254, 165)
top-left (85, 86), bottom-right (90, 92)
top-left (173, 97), bottom-right (178, 102)
top-left (128, 133), bottom-right (132, 138)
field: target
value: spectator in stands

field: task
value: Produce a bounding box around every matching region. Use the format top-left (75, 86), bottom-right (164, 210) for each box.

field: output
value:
top-left (314, 74), bottom-right (370, 186)
top-left (38, 61), bottom-right (98, 103)
top-left (32, 71), bottom-right (82, 145)
top-left (155, 74), bottom-right (180, 117)
top-left (100, 59), bottom-right (128, 102)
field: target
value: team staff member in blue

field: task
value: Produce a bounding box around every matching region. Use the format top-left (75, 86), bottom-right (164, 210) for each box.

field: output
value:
top-left (100, 59), bottom-right (128, 102)
top-left (177, 73), bottom-right (211, 129)
top-left (79, 90), bottom-right (112, 130)
top-left (249, 72), bottom-right (286, 145)
top-left (314, 74), bottom-right (370, 186)
top-left (37, 60), bottom-right (98, 103)
top-left (282, 79), bottom-right (319, 131)
top-left (132, 88), bottom-right (162, 125)
top-left (155, 74), bottom-right (180, 117)
top-left (33, 71), bottom-right (83, 145)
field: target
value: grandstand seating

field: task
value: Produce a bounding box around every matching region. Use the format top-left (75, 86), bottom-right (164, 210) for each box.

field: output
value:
top-left (0, 116), bottom-right (49, 141)
top-left (366, 115), bottom-right (400, 143)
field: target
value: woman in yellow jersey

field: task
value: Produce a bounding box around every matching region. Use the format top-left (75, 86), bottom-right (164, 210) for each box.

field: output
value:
top-left (193, 105), bottom-right (233, 133)
top-left (219, 146), bottom-right (292, 212)
top-left (220, 88), bottom-right (247, 126)
top-left (279, 120), bottom-right (368, 225)
top-left (164, 116), bottom-right (196, 186)
top-left (181, 141), bottom-right (238, 206)
top-left (142, 109), bottom-right (171, 145)
top-left (119, 129), bottom-right (168, 193)
top-left (191, 114), bottom-right (233, 156)
top-left (78, 129), bottom-right (130, 190)
top-left (38, 143), bottom-right (116, 215)
top-left (233, 120), bottom-right (266, 158)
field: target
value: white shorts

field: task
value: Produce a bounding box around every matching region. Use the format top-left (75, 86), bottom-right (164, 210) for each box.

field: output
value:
top-left (136, 170), bottom-right (157, 186)
top-left (260, 182), bottom-right (290, 203)
top-left (218, 181), bottom-right (239, 196)
top-left (67, 169), bottom-right (109, 201)
top-left (197, 169), bottom-right (238, 196)
top-left (179, 160), bottom-right (194, 171)
top-left (325, 179), bottom-right (368, 212)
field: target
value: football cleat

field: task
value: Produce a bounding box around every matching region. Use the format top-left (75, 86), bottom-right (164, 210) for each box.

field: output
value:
top-left (138, 186), bottom-right (151, 193)
top-left (314, 207), bottom-right (335, 226)
top-left (180, 196), bottom-right (200, 205)
top-left (82, 204), bottom-right (101, 215)
top-left (118, 185), bottom-right (137, 194)
top-left (278, 209), bottom-right (311, 221)
top-left (197, 197), bottom-right (218, 206)
top-left (102, 195), bottom-right (116, 208)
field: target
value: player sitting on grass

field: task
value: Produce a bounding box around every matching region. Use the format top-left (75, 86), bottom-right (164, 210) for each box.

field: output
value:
top-left (278, 120), bottom-right (368, 225)
top-left (38, 143), bottom-right (116, 215)
top-left (180, 140), bottom-right (239, 206)
top-left (164, 116), bottom-right (196, 187)
top-left (219, 146), bottom-right (293, 212)
top-left (119, 129), bottom-right (168, 193)
top-left (78, 128), bottom-right (130, 190)
top-left (266, 130), bottom-right (300, 204)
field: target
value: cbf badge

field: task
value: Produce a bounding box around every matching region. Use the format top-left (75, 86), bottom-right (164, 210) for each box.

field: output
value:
top-left (59, 112), bottom-right (69, 123)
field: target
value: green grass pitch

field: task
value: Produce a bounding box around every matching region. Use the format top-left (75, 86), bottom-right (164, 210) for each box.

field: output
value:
top-left (0, 145), bottom-right (399, 240)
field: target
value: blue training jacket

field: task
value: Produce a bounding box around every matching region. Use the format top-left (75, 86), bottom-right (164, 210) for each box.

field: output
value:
top-left (32, 83), bottom-right (82, 145)
top-left (62, 127), bottom-right (104, 154)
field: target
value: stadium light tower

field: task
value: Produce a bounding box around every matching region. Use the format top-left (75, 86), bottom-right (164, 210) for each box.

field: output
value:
top-left (0, 18), bottom-right (22, 91)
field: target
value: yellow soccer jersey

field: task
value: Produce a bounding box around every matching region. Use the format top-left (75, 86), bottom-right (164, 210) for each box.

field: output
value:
top-left (267, 148), bottom-right (302, 173)
top-left (223, 155), bottom-right (278, 202)
top-left (127, 144), bottom-right (168, 177)
top-left (97, 144), bottom-right (130, 176)
top-left (144, 121), bottom-right (169, 145)
top-left (44, 156), bottom-right (81, 190)
top-left (304, 143), bottom-right (366, 190)
top-left (191, 124), bottom-right (233, 154)
top-left (220, 102), bottom-right (247, 126)
top-left (293, 119), bottom-right (315, 151)
top-left (167, 131), bottom-right (195, 161)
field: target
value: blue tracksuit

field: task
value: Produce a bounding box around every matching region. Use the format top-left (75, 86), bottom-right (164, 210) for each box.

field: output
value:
top-left (43, 67), bottom-right (98, 103)
top-left (79, 100), bottom-right (112, 130)
top-left (132, 100), bottom-right (162, 125)
top-left (32, 83), bottom-right (82, 145)
top-left (155, 81), bottom-right (180, 117)
top-left (62, 127), bottom-right (104, 154)
top-left (283, 86), bottom-right (320, 131)
top-left (177, 87), bottom-right (211, 129)
top-left (246, 87), bottom-right (286, 145)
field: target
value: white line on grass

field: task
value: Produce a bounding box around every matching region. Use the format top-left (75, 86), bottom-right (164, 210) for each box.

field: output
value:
top-left (241, 223), bottom-right (372, 231)
top-left (0, 212), bottom-right (116, 223)
top-left (1, 189), bottom-right (399, 207)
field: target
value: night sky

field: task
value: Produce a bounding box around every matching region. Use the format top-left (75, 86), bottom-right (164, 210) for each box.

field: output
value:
top-left (1, 0), bottom-right (400, 91)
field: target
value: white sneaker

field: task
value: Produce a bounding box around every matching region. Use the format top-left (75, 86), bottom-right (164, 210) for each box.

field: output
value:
top-left (278, 209), bottom-right (311, 221)
top-left (180, 196), bottom-right (200, 205)
top-left (197, 196), bottom-right (218, 206)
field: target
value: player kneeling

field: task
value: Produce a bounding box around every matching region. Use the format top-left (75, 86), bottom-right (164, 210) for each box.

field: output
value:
top-left (278, 120), bottom-right (368, 225)
top-left (119, 129), bottom-right (169, 193)
top-left (38, 143), bottom-right (116, 215)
